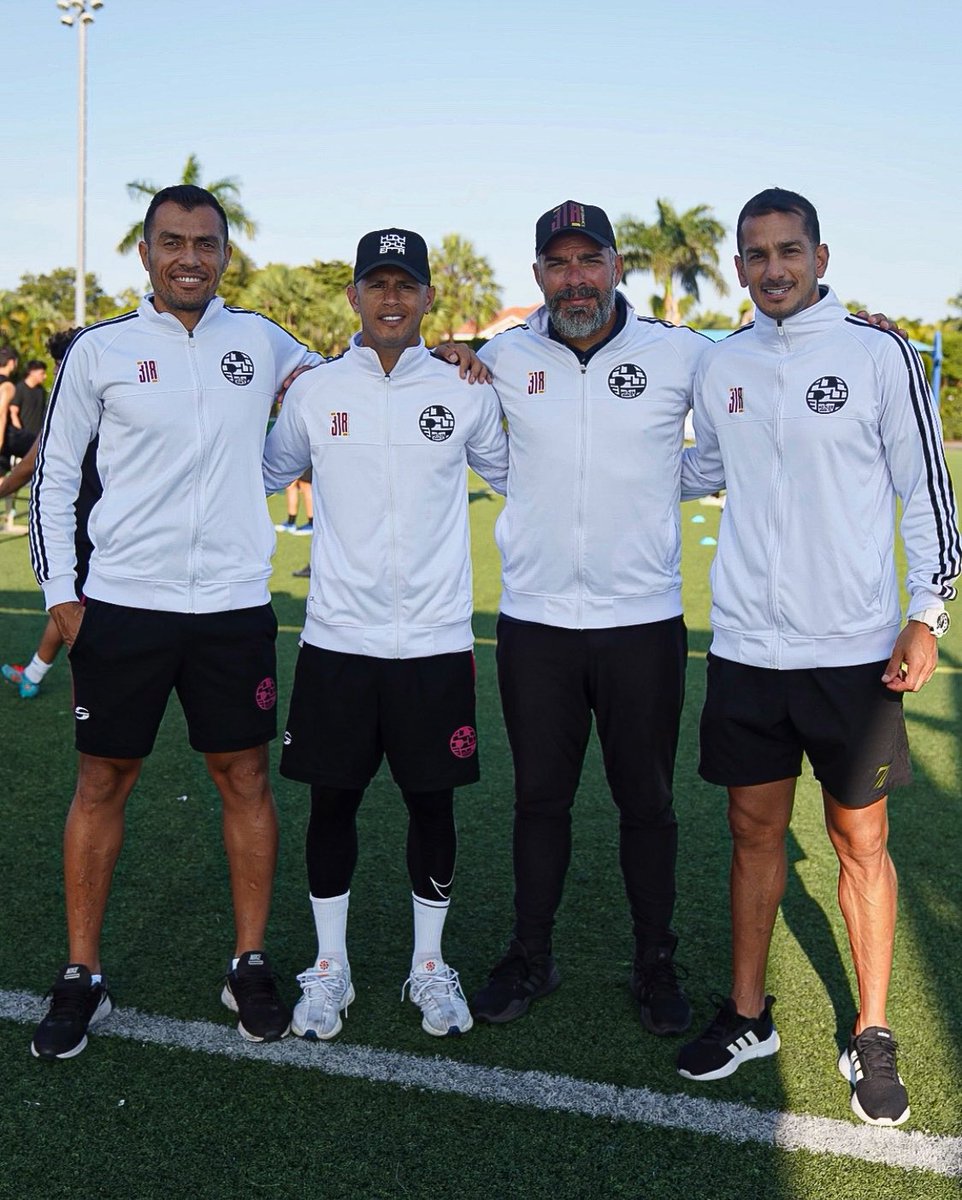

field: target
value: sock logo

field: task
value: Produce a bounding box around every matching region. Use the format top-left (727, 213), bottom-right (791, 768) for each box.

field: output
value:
top-left (74, 706), bottom-right (90, 721)
top-left (248, 953), bottom-right (263, 967)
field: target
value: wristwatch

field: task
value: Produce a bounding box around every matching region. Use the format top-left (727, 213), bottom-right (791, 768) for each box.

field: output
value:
top-left (907, 607), bottom-right (951, 638)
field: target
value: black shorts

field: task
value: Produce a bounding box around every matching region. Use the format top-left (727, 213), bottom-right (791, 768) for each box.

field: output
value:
top-left (280, 644), bottom-right (480, 791)
top-left (699, 654), bottom-right (912, 808)
top-left (68, 599), bottom-right (278, 758)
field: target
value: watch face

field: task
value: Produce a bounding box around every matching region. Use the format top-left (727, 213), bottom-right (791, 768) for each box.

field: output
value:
top-left (935, 611), bottom-right (950, 637)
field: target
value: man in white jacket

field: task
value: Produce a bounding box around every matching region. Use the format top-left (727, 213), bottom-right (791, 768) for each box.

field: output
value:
top-left (262, 229), bottom-right (508, 1041)
top-left (471, 202), bottom-right (707, 1035)
top-left (677, 188), bottom-right (960, 1127)
top-left (29, 185), bottom-right (324, 1059)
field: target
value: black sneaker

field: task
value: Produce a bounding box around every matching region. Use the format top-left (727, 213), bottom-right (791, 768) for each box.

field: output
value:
top-left (677, 994), bottom-right (780, 1080)
top-left (31, 964), bottom-right (113, 1061)
top-left (221, 951), bottom-right (291, 1042)
top-left (631, 937), bottom-right (692, 1036)
top-left (838, 1026), bottom-right (910, 1126)
top-left (471, 939), bottom-right (560, 1023)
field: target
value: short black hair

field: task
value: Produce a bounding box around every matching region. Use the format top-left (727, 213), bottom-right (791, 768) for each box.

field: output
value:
top-left (142, 185), bottom-right (229, 246)
top-left (24, 360), bottom-right (46, 373)
top-left (736, 188), bottom-right (820, 253)
top-left (47, 328), bottom-right (82, 365)
top-left (0, 347), bottom-right (17, 368)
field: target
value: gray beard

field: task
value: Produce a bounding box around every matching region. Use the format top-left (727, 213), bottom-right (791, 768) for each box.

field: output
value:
top-left (547, 286), bottom-right (616, 341)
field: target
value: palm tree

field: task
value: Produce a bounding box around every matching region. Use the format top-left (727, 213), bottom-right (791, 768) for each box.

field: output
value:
top-left (116, 153), bottom-right (258, 254)
top-left (421, 234), bottom-right (502, 344)
top-left (617, 199), bottom-right (728, 326)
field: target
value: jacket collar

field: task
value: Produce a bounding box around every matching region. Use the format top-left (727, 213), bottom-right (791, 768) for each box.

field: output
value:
top-left (749, 286), bottom-right (847, 347)
top-left (347, 332), bottom-right (431, 378)
top-left (139, 294), bottom-right (226, 334)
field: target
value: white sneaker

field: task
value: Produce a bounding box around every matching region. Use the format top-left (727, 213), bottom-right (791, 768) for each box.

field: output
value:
top-left (402, 958), bottom-right (473, 1037)
top-left (292, 959), bottom-right (354, 1041)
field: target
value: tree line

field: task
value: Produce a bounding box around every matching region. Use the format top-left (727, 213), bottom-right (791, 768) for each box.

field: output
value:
top-left (2, 156), bottom-right (960, 437)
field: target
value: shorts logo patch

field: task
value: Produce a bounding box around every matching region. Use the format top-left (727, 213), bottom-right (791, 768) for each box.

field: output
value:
top-left (282, 730), bottom-right (292, 746)
top-left (419, 405), bottom-right (455, 442)
top-left (873, 762), bottom-right (891, 791)
top-left (221, 351), bottom-right (255, 386)
top-left (255, 677), bottom-right (277, 710)
top-left (805, 375), bottom-right (848, 413)
top-left (74, 705), bottom-right (90, 721)
top-left (608, 363), bottom-right (647, 398)
top-left (449, 725), bottom-right (477, 758)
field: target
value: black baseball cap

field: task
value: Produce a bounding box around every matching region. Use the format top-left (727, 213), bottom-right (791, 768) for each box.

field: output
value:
top-left (353, 228), bottom-right (431, 285)
top-left (535, 201), bottom-right (617, 255)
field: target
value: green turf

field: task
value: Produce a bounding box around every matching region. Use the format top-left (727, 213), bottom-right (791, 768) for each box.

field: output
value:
top-left (0, 454), bottom-right (959, 1198)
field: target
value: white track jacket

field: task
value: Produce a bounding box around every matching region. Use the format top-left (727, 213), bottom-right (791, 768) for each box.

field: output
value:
top-left (30, 296), bottom-right (319, 612)
top-left (681, 288), bottom-right (960, 669)
top-left (262, 336), bottom-right (508, 659)
top-left (479, 299), bottom-right (709, 628)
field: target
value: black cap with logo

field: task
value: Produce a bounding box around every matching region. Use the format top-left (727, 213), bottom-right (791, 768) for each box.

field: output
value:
top-left (535, 201), bottom-right (617, 256)
top-left (354, 228), bottom-right (431, 285)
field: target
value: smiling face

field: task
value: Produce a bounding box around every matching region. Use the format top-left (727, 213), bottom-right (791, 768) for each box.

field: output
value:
top-left (347, 267), bottom-right (435, 372)
top-left (533, 232), bottom-right (624, 350)
top-left (735, 210), bottom-right (829, 321)
top-left (139, 201), bottom-right (232, 330)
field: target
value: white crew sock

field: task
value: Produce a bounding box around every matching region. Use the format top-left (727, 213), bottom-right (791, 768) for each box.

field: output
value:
top-left (24, 653), bottom-right (53, 686)
top-left (412, 893), bottom-right (450, 967)
top-left (310, 891), bottom-right (350, 966)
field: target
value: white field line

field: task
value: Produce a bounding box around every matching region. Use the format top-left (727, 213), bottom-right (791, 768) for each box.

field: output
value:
top-left (3, 989), bottom-right (960, 1178)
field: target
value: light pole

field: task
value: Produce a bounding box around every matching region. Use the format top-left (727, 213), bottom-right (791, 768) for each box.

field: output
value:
top-left (57, 0), bottom-right (104, 328)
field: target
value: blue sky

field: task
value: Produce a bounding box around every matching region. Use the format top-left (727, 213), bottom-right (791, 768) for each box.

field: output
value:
top-left (6, 1), bottom-right (960, 322)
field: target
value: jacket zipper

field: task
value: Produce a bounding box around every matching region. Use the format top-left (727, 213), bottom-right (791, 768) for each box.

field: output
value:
top-left (577, 362), bottom-right (588, 627)
top-left (187, 329), bottom-right (206, 612)
top-left (769, 322), bottom-right (788, 666)
top-left (384, 372), bottom-right (401, 657)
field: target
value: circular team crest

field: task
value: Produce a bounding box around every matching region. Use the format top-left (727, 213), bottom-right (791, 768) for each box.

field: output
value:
top-left (221, 350), bottom-right (255, 386)
top-left (608, 363), bottom-right (647, 398)
top-left (255, 677), bottom-right (277, 711)
top-left (806, 376), bottom-right (848, 414)
top-left (449, 725), bottom-right (477, 758)
top-left (419, 405), bottom-right (456, 442)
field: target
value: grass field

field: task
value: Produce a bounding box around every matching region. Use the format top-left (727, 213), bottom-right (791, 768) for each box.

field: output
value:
top-left (1, 452), bottom-right (960, 1199)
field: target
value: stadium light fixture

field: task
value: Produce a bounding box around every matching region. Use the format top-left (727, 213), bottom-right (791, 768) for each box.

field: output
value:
top-left (56, 1), bottom-right (104, 327)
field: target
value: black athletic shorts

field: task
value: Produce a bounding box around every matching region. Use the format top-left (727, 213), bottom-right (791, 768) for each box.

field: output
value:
top-left (280, 644), bottom-right (480, 791)
top-left (699, 654), bottom-right (912, 808)
top-left (68, 599), bottom-right (278, 758)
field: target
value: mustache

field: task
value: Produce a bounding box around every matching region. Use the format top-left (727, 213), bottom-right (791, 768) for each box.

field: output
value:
top-left (552, 286), bottom-right (603, 302)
